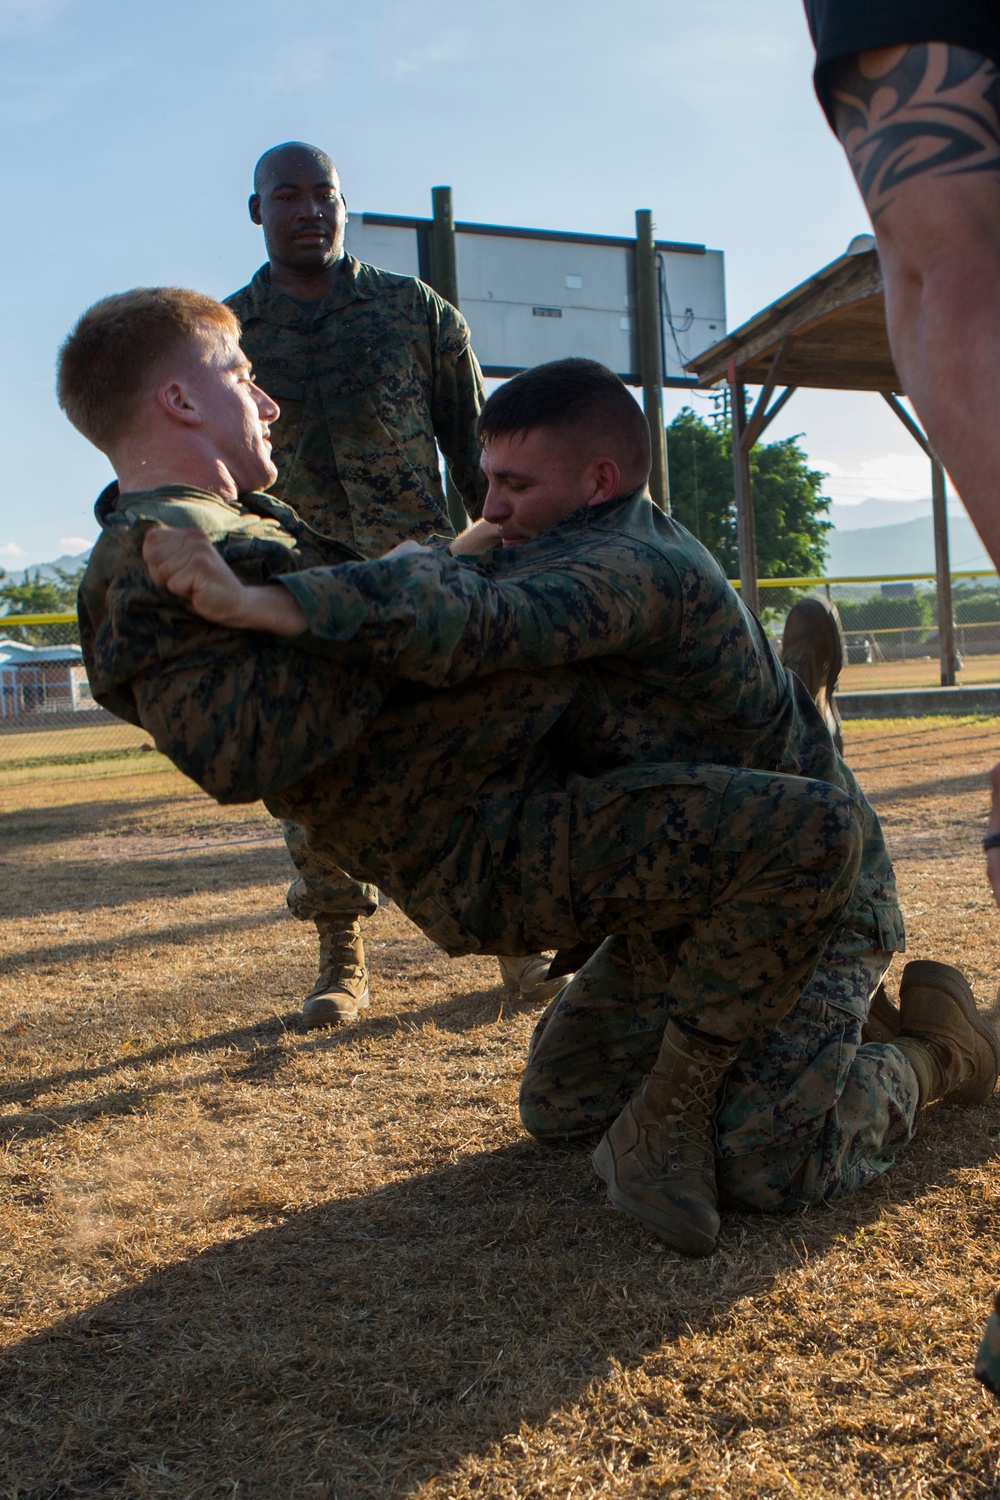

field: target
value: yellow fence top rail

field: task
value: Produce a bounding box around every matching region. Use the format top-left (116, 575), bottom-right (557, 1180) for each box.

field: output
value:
top-left (2, 569), bottom-right (999, 618)
top-left (729, 570), bottom-right (999, 590)
top-left (0, 612), bottom-right (78, 627)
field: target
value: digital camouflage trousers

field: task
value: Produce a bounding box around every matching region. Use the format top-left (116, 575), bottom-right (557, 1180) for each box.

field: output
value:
top-left (282, 821), bottom-right (379, 929)
top-left (519, 917), bottom-right (920, 1212)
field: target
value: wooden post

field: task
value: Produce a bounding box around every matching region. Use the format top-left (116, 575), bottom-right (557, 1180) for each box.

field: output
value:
top-left (728, 362), bottom-right (759, 616)
top-left (428, 186), bottom-right (468, 531)
top-left (635, 209), bottom-right (669, 511)
top-left (931, 456), bottom-right (958, 686)
top-left (429, 186), bottom-right (459, 308)
top-left (882, 394), bottom-right (959, 688)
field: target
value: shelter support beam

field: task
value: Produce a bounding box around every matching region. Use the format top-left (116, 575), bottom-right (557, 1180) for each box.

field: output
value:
top-left (726, 342), bottom-right (799, 617)
top-left (728, 367), bottom-right (758, 617)
top-left (744, 339), bottom-right (790, 450)
top-left (635, 209), bottom-right (670, 512)
top-left (882, 393), bottom-right (957, 687)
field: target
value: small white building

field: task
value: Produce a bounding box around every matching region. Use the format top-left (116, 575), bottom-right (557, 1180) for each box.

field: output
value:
top-left (0, 638), bottom-right (98, 718)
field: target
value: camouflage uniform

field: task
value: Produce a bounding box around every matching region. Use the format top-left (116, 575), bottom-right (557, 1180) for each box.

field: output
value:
top-left (975, 1296), bottom-right (1000, 1397)
top-left (267, 488), bottom-right (920, 1207)
top-left (79, 483), bottom-right (867, 1188)
top-left (225, 256), bottom-right (486, 550)
top-left (226, 255), bottom-right (487, 937)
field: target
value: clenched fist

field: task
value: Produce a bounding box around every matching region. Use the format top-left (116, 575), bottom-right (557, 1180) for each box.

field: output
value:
top-left (142, 526), bottom-right (306, 636)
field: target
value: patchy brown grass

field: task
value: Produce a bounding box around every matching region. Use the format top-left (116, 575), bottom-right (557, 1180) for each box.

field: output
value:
top-left (1, 723), bottom-right (1000, 1499)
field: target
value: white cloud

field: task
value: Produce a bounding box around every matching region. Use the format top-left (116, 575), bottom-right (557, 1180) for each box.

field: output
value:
top-left (60, 536), bottom-right (93, 553)
top-left (811, 452), bottom-right (931, 505)
top-left (0, 542), bottom-right (25, 558)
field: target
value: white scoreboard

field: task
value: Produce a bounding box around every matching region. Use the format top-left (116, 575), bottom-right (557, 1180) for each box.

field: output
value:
top-left (344, 214), bottom-right (726, 386)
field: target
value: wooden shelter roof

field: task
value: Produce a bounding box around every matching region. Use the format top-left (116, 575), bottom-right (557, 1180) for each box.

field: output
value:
top-left (685, 244), bottom-right (901, 392)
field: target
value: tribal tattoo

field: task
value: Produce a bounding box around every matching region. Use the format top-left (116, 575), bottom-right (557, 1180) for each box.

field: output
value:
top-left (830, 43), bottom-right (1000, 219)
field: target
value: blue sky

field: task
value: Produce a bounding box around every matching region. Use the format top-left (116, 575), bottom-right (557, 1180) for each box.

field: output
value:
top-left (0, 0), bottom-right (939, 567)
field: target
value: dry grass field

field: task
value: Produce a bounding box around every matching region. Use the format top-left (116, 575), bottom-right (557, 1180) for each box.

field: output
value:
top-left (838, 655), bottom-right (1000, 694)
top-left (2, 719), bottom-right (1000, 1499)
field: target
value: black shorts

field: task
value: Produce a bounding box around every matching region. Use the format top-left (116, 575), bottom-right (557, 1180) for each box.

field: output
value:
top-left (805, 0), bottom-right (1000, 127)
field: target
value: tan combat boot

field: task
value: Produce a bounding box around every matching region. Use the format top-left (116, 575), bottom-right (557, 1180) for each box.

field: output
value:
top-left (893, 960), bottom-right (1000, 1107)
top-left (592, 1021), bottom-right (737, 1256)
top-left (300, 919), bottom-right (370, 1028)
top-left (497, 953), bottom-right (572, 1004)
top-left (781, 597), bottom-right (845, 753)
top-left (861, 981), bottom-right (900, 1045)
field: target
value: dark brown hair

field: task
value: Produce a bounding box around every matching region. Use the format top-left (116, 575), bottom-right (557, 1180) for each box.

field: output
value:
top-left (477, 358), bottom-right (651, 484)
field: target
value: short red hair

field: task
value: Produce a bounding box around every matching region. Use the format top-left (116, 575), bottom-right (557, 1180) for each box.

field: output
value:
top-left (57, 287), bottom-right (240, 452)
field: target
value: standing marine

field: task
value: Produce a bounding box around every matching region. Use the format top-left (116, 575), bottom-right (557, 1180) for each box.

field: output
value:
top-left (225, 140), bottom-right (555, 1024)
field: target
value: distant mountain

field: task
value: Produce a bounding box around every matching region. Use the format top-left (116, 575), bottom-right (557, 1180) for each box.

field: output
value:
top-left (0, 549), bottom-right (92, 587)
top-left (825, 513), bottom-right (994, 578)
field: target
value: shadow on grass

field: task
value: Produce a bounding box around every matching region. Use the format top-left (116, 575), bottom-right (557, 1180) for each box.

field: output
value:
top-left (2, 1107), bottom-right (999, 1500)
top-left (0, 795), bottom-right (218, 852)
top-left (2, 843), bottom-right (290, 921)
top-left (865, 770), bottom-right (993, 808)
top-left (0, 974), bottom-right (517, 1136)
top-left (0, 906), bottom-right (293, 981)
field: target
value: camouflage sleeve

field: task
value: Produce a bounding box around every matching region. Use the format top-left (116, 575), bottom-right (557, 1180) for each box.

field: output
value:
top-left (426, 291), bottom-right (487, 519)
top-left (275, 541), bottom-right (671, 686)
top-left (80, 533), bottom-right (386, 804)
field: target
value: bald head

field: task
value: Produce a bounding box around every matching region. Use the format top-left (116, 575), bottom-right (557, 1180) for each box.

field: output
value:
top-left (253, 141), bottom-right (336, 195)
top-left (248, 143), bottom-right (347, 291)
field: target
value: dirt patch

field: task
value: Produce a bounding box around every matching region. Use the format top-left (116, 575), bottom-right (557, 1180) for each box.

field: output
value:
top-left (1, 720), bottom-right (999, 1498)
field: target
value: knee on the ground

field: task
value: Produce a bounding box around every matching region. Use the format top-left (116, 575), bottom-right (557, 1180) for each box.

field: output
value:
top-left (517, 1072), bottom-right (601, 1143)
top-left (718, 1144), bottom-right (828, 1215)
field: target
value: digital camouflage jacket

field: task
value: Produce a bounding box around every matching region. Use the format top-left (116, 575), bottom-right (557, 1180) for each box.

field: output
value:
top-left (226, 258), bottom-right (487, 554)
top-left (77, 482), bottom-right (583, 953)
top-left (276, 488), bottom-right (904, 953)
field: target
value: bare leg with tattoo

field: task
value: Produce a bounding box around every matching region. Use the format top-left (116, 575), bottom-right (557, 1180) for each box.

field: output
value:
top-left (811, 27), bottom-right (1000, 910)
top-left (827, 42), bottom-right (1000, 570)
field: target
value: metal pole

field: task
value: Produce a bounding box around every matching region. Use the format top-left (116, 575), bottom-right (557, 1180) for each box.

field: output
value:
top-left (728, 364), bottom-right (759, 616)
top-left (635, 209), bottom-right (669, 511)
top-left (429, 186), bottom-right (459, 308)
top-left (931, 456), bottom-right (957, 686)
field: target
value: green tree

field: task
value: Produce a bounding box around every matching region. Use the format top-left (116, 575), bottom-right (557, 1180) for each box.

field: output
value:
top-left (666, 407), bottom-right (832, 579)
top-left (0, 564), bottom-right (87, 645)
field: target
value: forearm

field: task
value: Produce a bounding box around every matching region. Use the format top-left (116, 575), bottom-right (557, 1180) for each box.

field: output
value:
top-left (224, 581), bottom-right (307, 635)
top-left (278, 549), bottom-right (642, 686)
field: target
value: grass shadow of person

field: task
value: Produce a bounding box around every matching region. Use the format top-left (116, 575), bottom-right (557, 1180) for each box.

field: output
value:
top-left (2, 1101), bottom-right (999, 1499)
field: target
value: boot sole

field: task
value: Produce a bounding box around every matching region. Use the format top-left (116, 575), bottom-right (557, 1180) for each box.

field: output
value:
top-left (899, 960), bottom-right (1000, 1104)
top-left (301, 988), bottom-right (371, 1028)
top-left (592, 1134), bottom-right (718, 1257)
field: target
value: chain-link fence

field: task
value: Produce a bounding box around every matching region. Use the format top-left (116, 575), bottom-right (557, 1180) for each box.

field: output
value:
top-left (4, 572), bottom-right (999, 767)
top-left (756, 570), bottom-right (1000, 692)
top-left (0, 613), bottom-right (150, 767)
